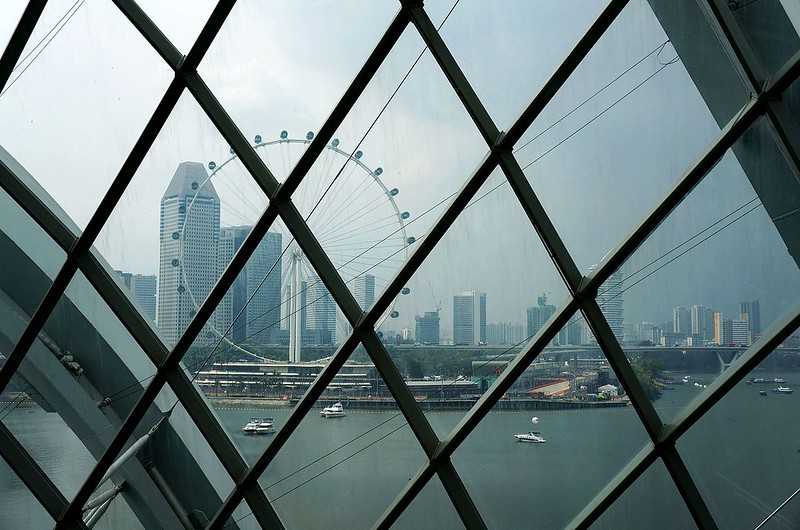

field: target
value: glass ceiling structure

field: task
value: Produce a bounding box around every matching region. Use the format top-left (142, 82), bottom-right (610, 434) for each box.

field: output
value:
top-left (0, 0), bottom-right (799, 529)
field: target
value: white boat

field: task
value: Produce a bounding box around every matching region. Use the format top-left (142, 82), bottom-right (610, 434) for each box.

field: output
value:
top-left (773, 386), bottom-right (793, 394)
top-left (774, 377), bottom-right (786, 384)
top-left (242, 417), bottom-right (275, 435)
top-left (320, 402), bottom-right (346, 418)
top-left (514, 431), bottom-right (546, 444)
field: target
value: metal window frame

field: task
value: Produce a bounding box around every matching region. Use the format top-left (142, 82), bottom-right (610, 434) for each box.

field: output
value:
top-left (0, 0), bottom-right (797, 529)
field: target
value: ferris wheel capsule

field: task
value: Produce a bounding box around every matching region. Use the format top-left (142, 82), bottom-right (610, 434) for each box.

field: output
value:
top-left (374, 167), bottom-right (383, 175)
top-left (306, 131), bottom-right (314, 140)
top-left (400, 211), bottom-right (410, 220)
top-left (280, 130), bottom-right (288, 140)
top-left (390, 311), bottom-right (399, 318)
top-left (407, 236), bottom-right (416, 244)
top-left (208, 161), bottom-right (216, 170)
top-left (171, 231), bottom-right (180, 240)
top-left (401, 287), bottom-right (411, 295)
top-left (389, 188), bottom-right (399, 196)
top-left (332, 138), bottom-right (340, 147)
top-left (254, 134), bottom-right (262, 144)
top-left (355, 150), bottom-right (363, 159)
top-left (171, 258), bottom-right (180, 267)
top-left (229, 146), bottom-right (235, 154)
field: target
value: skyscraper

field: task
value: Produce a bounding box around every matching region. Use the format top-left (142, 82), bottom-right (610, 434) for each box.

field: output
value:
top-left (115, 270), bottom-right (157, 324)
top-left (526, 293), bottom-right (556, 338)
top-left (157, 162), bottom-right (220, 347)
top-left (713, 311), bottom-right (724, 345)
top-left (453, 290), bottom-right (486, 345)
top-left (415, 311), bottom-right (440, 345)
top-left (673, 306), bottom-right (690, 336)
top-left (354, 274), bottom-right (376, 310)
top-left (306, 271), bottom-right (336, 345)
top-left (740, 300), bottom-right (761, 340)
top-left (731, 319), bottom-right (751, 346)
top-left (245, 231), bottom-right (282, 344)
top-left (590, 265), bottom-right (625, 343)
top-left (690, 305), bottom-right (710, 343)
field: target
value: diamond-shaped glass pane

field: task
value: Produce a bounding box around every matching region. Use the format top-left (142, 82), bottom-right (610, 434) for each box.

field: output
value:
top-left (513, 0), bottom-right (747, 270)
top-left (0, 0), bottom-right (172, 229)
top-left (376, 168), bottom-right (570, 439)
top-left (438, 0), bottom-right (613, 128)
top-left (135, 0), bottom-right (217, 54)
top-left (95, 91), bottom-right (269, 349)
top-left (678, 346), bottom-right (800, 529)
top-left (293, 22), bottom-right (488, 308)
top-left (450, 316), bottom-right (650, 529)
top-left (245, 351), bottom-right (427, 530)
top-left (608, 117), bottom-right (800, 423)
top-left (199, 0), bottom-right (397, 161)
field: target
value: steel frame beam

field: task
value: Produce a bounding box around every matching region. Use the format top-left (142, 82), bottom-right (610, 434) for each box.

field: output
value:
top-left (0, 0), bottom-right (799, 529)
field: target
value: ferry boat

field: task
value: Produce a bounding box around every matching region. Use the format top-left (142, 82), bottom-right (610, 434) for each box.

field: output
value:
top-left (773, 386), bottom-right (793, 394)
top-left (513, 431), bottom-right (546, 444)
top-left (320, 402), bottom-right (346, 418)
top-left (242, 418), bottom-right (275, 435)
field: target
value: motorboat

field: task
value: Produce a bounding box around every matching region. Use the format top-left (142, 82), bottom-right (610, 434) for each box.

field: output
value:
top-left (320, 402), bottom-right (346, 418)
top-left (759, 390), bottom-right (767, 396)
top-left (773, 386), bottom-right (794, 394)
top-left (752, 377), bottom-right (766, 383)
top-left (774, 377), bottom-right (786, 384)
top-left (242, 418), bottom-right (275, 435)
top-left (514, 431), bottom-right (546, 444)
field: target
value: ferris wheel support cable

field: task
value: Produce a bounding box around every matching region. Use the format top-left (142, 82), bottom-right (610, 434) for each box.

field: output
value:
top-left (320, 218), bottom-right (407, 245)
top-left (314, 161), bottom-right (380, 228)
top-left (319, 207), bottom-right (403, 243)
top-left (321, 238), bottom-right (405, 250)
top-left (311, 155), bottom-right (364, 226)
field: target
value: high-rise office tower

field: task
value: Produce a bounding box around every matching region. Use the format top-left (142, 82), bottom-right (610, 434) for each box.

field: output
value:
top-left (453, 290), bottom-right (486, 345)
top-left (589, 264), bottom-right (625, 343)
top-left (216, 226), bottom-right (282, 344)
top-left (712, 311), bottom-right (724, 345)
top-left (415, 311), bottom-right (440, 345)
top-left (527, 293), bottom-right (556, 338)
top-left (306, 271), bottom-right (336, 345)
top-left (245, 231), bottom-right (282, 344)
top-left (115, 271), bottom-right (157, 324)
top-left (354, 274), bottom-right (376, 310)
top-left (673, 306), bottom-right (690, 336)
top-left (690, 305), bottom-right (710, 343)
top-left (731, 319), bottom-right (751, 346)
top-left (740, 300), bottom-right (761, 340)
top-left (157, 162), bottom-right (220, 347)
top-left (557, 314), bottom-right (583, 346)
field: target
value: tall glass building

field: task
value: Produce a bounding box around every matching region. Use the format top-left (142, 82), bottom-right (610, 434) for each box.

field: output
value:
top-left (1, 1), bottom-right (800, 529)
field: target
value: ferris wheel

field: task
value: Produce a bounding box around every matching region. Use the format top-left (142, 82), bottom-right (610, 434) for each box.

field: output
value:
top-left (178, 130), bottom-right (413, 363)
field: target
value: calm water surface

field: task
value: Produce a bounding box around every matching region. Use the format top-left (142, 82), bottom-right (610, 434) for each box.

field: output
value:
top-left (2, 373), bottom-right (799, 529)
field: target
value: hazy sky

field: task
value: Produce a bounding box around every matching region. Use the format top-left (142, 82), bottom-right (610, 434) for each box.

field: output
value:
top-left (1, 0), bottom-right (799, 342)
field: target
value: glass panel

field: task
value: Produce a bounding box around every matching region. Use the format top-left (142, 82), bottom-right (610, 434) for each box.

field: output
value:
top-left (95, 91), bottom-right (269, 347)
top-left (450, 317), bottom-right (650, 529)
top-left (438, 0), bottom-right (612, 128)
top-left (379, 169), bottom-right (569, 439)
top-left (391, 474), bottom-right (465, 529)
top-left (221, 352), bottom-right (428, 530)
top-left (611, 118), bottom-right (800, 423)
top-left (0, 174), bottom-right (68, 353)
top-left (726, 0), bottom-right (800, 77)
top-left (514, 0), bottom-right (746, 269)
top-left (199, 0), bottom-right (397, 160)
top-left (292, 22), bottom-right (487, 308)
top-left (0, 0), bottom-right (172, 229)
top-left (135, 0), bottom-right (217, 54)
top-left (0, 2), bottom-right (26, 48)
top-left (0, 456), bottom-right (54, 529)
top-left (678, 347), bottom-right (800, 529)
top-left (589, 458), bottom-right (696, 529)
